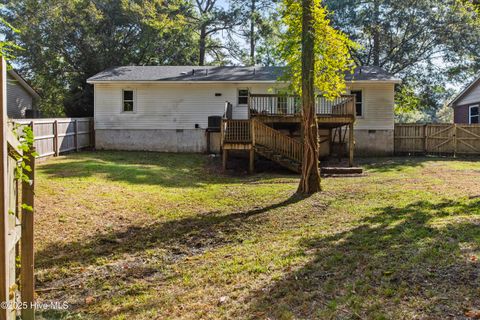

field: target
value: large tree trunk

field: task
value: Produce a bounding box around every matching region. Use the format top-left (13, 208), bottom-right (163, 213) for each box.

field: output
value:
top-left (199, 25), bottom-right (207, 66)
top-left (250, 0), bottom-right (256, 65)
top-left (297, 0), bottom-right (321, 194)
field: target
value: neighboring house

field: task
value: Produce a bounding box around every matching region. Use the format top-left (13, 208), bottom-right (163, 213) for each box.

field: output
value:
top-left (87, 66), bottom-right (401, 165)
top-left (450, 75), bottom-right (480, 124)
top-left (7, 70), bottom-right (40, 119)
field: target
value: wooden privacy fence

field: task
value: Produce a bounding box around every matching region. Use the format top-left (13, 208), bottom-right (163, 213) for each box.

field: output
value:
top-left (395, 123), bottom-right (480, 155)
top-left (0, 58), bottom-right (35, 319)
top-left (13, 118), bottom-right (94, 158)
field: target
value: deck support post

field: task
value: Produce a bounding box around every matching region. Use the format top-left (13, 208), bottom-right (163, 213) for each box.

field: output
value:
top-left (249, 148), bottom-right (255, 174)
top-left (348, 123), bottom-right (354, 167)
top-left (222, 149), bottom-right (228, 171)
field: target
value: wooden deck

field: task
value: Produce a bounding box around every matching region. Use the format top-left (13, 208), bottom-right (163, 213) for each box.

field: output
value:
top-left (249, 94), bottom-right (355, 127)
top-left (221, 94), bottom-right (356, 173)
top-left (253, 114), bottom-right (354, 127)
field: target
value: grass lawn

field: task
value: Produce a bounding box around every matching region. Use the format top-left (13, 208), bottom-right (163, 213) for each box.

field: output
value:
top-left (33, 151), bottom-right (480, 319)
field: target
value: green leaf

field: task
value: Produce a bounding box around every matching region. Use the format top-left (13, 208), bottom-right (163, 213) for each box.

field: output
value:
top-left (21, 204), bottom-right (33, 212)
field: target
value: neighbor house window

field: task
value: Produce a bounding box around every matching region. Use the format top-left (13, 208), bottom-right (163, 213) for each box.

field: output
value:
top-left (238, 89), bottom-right (249, 105)
top-left (470, 105), bottom-right (479, 124)
top-left (123, 90), bottom-right (134, 112)
top-left (351, 90), bottom-right (363, 117)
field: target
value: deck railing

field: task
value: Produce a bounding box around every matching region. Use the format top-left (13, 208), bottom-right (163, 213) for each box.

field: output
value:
top-left (316, 95), bottom-right (355, 116)
top-left (252, 119), bottom-right (303, 163)
top-left (249, 94), bottom-right (355, 117)
top-left (221, 119), bottom-right (252, 143)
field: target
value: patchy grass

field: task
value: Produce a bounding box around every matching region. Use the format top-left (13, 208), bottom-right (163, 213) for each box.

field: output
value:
top-left (34, 152), bottom-right (480, 319)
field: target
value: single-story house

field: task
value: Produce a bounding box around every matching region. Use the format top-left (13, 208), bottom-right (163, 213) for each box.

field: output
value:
top-left (87, 66), bottom-right (401, 159)
top-left (450, 75), bottom-right (480, 124)
top-left (7, 69), bottom-right (40, 119)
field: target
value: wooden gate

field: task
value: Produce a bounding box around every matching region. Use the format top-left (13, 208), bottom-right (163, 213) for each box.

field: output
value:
top-left (425, 124), bottom-right (456, 154)
top-left (455, 125), bottom-right (480, 154)
top-left (0, 58), bottom-right (35, 319)
top-left (395, 123), bottom-right (480, 155)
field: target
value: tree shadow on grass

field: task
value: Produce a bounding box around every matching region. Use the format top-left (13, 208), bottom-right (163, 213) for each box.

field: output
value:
top-left (36, 193), bottom-right (310, 271)
top-left (360, 156), bottom-right (480, 173)
top-left (38, 151), bottom-right (295, 188)
top-left (246, 198), bottom-right (480, 319)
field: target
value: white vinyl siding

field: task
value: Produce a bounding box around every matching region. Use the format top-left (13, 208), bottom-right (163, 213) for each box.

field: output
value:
top-left (93, 82), bottom-right (395, 131)
top-left (348, 83), bottom-right (395, 130)
top-left (94, 83), bottom-right (277, 130)
top-left (6, 73), bottom-right (34, 118)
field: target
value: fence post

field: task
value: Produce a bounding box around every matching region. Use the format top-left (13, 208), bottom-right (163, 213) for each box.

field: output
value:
top-left (423, 124), bottom-right (428, 154)
top-left (75, 119), bottom-right (79, 152)
top-left (20, 148), bottom-right (35, 320)
top-left (453, 124), bottom-right (457, 157)
top-left (53, 120), bottom-right (59, 156)
top-left (30, 122), bottom-right (34, 154)
top-left (90, 118), bottom-right (95, 148)
top-left (0, 56), bottom-right (9, 320)
top-left (249, 120), bottom-right (255, 174)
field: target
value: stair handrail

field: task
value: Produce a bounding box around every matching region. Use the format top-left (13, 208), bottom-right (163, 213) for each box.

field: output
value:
top-left (252, 119), bottom-right (303, 163)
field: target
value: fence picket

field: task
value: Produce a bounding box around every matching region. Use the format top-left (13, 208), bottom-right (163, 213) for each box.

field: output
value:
top-left (395, 123), bottom-right (480, 155)
top-left (13, 118), bottom-right (94, 158)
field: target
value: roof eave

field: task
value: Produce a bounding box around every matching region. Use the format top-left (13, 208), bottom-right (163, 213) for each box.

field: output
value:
top-left (449, 75), bottom-right (480, 107)
top-left (87, 79), bottom-right (402, 85)
top-left (348, 79), bottom-right (402, 84)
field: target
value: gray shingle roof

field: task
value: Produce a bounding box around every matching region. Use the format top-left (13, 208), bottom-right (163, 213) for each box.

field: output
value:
top-left (87, 65), bottom-right (400, 83)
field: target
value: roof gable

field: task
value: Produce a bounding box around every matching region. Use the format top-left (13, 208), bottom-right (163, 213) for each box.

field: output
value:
top-left (449, 74), bottom-right (480, 107)
top-left (7, 70), bottom-right (40, 100)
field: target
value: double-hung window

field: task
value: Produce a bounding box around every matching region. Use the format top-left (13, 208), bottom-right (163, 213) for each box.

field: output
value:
top-left (351, 90), bottom-right (363, 117)
top-left (470, 105), bottom-right (479, 124)
top-left (123, 90), bottom-right (135, 112)
top-left (238, 89), bottom-right (249, 106)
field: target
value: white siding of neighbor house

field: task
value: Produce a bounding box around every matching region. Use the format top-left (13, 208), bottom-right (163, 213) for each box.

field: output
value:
top-left (348, 82), bottom-right (395, 130)
top-left (7, 73), bottom-right (34, 118)
top-left (456, 82), bottom-right (480, 106)
top-left (94, 82), bottom-right (395, 130)
top-left (94, 83), bottom-right (278, 130)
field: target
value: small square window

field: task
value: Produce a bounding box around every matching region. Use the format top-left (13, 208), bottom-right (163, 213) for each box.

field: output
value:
top-left (123, 90), bottom-right (134, 112)
top-left (238, 89), bottom-right (249, 105)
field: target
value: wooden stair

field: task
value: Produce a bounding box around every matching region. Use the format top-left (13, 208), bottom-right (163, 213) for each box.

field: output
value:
top-left (222, 117), bottom-right (359, 174)
top-left (254, 145), bottom-right (302, 173)
top-left (252, 119), bottom-right (303, 173)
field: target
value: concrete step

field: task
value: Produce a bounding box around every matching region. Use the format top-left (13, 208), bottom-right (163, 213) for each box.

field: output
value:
top-left (321, 167), bottom-right (363, 175)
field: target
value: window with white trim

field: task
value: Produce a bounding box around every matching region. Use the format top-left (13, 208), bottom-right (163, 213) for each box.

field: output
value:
top-left (123, 90), bottom-right (135, 112)
top-left (470, 105), bottom-right (479, 124)
top-left (238, 89), bottom-right (249, 105)
top-left (351, 90), bottom-right (363, 117)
